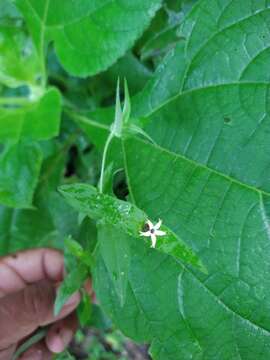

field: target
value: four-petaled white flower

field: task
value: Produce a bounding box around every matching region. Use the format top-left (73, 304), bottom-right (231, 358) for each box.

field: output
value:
top-left (140, 219), bottom-right (166, 248)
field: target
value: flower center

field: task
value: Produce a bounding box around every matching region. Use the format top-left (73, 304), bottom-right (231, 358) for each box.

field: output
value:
top-left (150, 228), bottom-right (155, 234)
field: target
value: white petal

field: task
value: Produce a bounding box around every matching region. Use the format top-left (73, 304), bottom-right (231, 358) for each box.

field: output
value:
top-left (140, 231), bottom-right (151, 237)
top-left (146, 219), bottom-right (154, 230)
top-left (154, 219), bottom-right (162, 230)
top-left (150, 234), bottom-right (157, 248)
top-left (156, 230), bottom-right (166, 236)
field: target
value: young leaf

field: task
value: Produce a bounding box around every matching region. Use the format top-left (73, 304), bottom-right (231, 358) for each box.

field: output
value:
top-left (59, 183), bottom-right (205, 272)
top-left (77, 289), bottom-right (92, 327)
top-left (54, 263), bottom-right (88, 316)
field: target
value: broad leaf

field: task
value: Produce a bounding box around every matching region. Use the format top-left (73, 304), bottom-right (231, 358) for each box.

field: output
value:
top-left (92, 1), bottom-right (270, 358)
top-left (95, 136), bottom-right (270, 359)
top-left (134, 0), bottom-right (270, 118)
top-left (0, 141), bottom-right (42, 208)
top-left (98, 224), bottom-right (131, 307)
top-left (0, 88), bottom-right (62, 142)
top-left (15, 0), bottom-right (162, 76)
top-left (0, 24), bottom-right (40, 88)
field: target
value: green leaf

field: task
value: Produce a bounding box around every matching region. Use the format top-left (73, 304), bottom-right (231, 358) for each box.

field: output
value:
top-left (0, 204), bottom-right (56, 255)
top-left (0, 88), bottom-right (62, 142)
top-left (135, 0), bottom-right (270, 118)
top-left (95, 134), bottom-right (270, 359)
top-left (0, 141), bottom-right (43, 208)
top-left (140, 25), bottom-right (180, 61)
top-left (103, 52), bottom-right (153, 95)
top-left (65, 236), bottom-right (84, 259)
top-left (0, 0), bottom-right (21, 20)
top-left (20, 88), bottom-right (62, 140)
top-left (92, 1), bottom-right (270, 355)
top-left (0, 24), bottom-right (41, 88)
top-left (54, 263), bottom-right (88, 316)
top-left (15, 0), bottom-right (162, 77)
top-left (132, 41), bottom-right (187, 117)
top-left (77, 289), bottom-right (92, 327)
top-left (98, 224), bottom-right (131, 307)
top-left (59, 183), bottom-right (146, 236)
top-left (179, 0), bottom-right (270, 89)
top-left (59, 183), bottom-right (204, 272)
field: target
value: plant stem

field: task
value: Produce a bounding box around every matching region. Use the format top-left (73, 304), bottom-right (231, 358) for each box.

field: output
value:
top-left (99, 131), bottom-right (114, 193)
top-left (12, 327), bottom-right (48, 360)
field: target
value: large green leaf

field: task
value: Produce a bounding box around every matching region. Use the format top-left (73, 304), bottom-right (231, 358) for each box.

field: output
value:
top-left (0, 88), bottom-right (61, 142)
top-left (95, 136), bottom-right (270, 359)
top-left (0, 141), bottom-right (43, 208)
top-left (98, 224), bottom-right (131, 307)
top-left (15, 0), bottom-right (162, 77)
top-left (92, 0), bottom-right (270, 358)
top-left (180, 0), bottom-right (270, 89)
top-left (0, 24), bottom-right (40, 88)
top-left (134, 0), bottom-right (270, 118)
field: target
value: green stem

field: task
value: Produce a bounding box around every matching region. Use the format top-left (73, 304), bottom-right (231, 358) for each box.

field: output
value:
top-left (0, 97), bottom-right (31, 106)
top-left (99, 131), bottom-right (114, 193)
top-left (12, 327), bottom-right (48, 360)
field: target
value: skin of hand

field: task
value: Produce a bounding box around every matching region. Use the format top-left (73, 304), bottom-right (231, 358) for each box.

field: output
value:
top-left (0, 248), bottom-right (81, 360)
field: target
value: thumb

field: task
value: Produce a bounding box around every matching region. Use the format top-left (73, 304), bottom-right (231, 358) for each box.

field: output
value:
top-left (0, 279), bottom-right (80, 350)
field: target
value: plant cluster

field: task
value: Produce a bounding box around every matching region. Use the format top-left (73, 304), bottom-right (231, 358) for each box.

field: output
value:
top-left (1, 0), bottom-right (270, 359)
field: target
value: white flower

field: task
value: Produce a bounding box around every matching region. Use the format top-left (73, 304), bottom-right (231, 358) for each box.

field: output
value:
top-left (140, 219), bottom-right (166, 248)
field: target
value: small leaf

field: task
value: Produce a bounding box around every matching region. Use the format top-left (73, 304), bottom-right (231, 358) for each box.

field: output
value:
top-left (54, 263), bottom-right (88, 316)
top-left (64, 236), bottom-right (84, 259)
top-left (122, 78), bottom-right (131, 124)
top-left (77, 290), bottom-right (92, 327)
top-left (59, 183), bottom-right (205, 272)
top-left (59, 183), bottom-right (146, 237)
top-left (111, 78), bottom-right (122, 137)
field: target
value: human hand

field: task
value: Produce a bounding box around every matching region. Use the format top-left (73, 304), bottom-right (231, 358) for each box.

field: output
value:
top-left (0, 248), bottom-right (81, 360)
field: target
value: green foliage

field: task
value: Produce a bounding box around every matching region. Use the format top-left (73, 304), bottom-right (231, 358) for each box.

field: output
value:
top-left (15, 0), bottom-right (162, 76)
top-left (1, 0), bottom-right (270, 359)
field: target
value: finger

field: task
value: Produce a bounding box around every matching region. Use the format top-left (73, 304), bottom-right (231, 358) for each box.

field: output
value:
top-left (0, 248), bottom-right (64, 297)
top-left (46, 313), bottom-right (78, 353)
top-left (0, 345), bottom-right (16, 360)
top-left (0, 279), bottom-right (80, 349)
top-left (19, 340), bottom-right (52, 360)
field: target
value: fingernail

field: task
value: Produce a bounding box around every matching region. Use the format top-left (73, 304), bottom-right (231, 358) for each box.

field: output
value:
top-left (64, 292), bottom-right (80, 308)
top-left (49, 335), bottom-right (64, 353)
